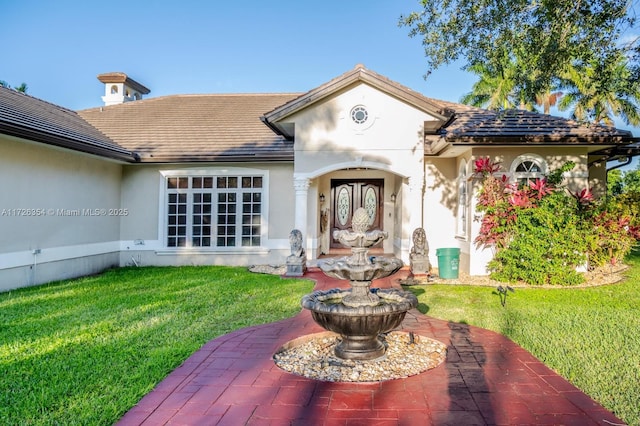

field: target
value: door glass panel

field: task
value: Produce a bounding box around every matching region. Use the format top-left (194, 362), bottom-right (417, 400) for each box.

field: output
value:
top-left (337, 187), bottom-right (350, 226)
top-left (364, 187), bottom-right (377, 225)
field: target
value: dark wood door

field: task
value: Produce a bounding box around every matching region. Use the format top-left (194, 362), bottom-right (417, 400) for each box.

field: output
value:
top-left (330, 179), bottom-right (383, 248)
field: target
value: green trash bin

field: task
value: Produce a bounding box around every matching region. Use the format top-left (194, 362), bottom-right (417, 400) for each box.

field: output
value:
top-left (436, 248), bottom-right (460, 279)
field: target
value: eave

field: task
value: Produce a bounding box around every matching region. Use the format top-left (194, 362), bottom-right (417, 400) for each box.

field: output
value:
top-left (448, 134), bottom-right (636, 145)
top-left (0, 121), bottom-right (140, 162)
top-left (134, 152), bottom-right (294, 163)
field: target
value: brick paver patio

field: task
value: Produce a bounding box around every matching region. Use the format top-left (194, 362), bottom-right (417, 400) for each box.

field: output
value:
top-left (116, 269), bottom-right (624, 425)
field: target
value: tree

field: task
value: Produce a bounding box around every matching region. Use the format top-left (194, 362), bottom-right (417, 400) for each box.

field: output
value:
top-left (461, 59), bottom-right (536, 110)
top-left (607, 163), bottom-right (640, 195)
top-left (536, 90), bottom-right (563, 115)
top-left (608, 169), bottom-right (624, 196)
top-left (400, 0), bottom-right (637, 105)
top-left (14, 82), bottom-right (28, 93)
top-left (0, 80), bottom-right (28, 93)
top-left (558, 52), bottom-right (640, 125)
top-left (460, 62), bottom-right (518, 110)
top-left (623, 164), bottom-right (640, 192)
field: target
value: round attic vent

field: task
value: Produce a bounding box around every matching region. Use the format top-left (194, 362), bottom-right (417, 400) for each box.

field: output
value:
top-left (350, 105), bottom-right (368, 124)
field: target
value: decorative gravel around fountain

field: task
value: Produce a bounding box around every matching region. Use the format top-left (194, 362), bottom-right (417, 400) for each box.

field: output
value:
top-left (274, 331), bottom-right (447, 382)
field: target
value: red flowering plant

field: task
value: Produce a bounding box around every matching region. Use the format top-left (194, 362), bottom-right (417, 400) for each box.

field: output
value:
top-left (473, 160), bottom-right (513, 250)
top-left (473, 157), bottom-right (558, 251)
top-left (473, 158), bottom-right (589, 285)
top-left (573, 188), bottom-right (594, 205)
top-left (473, 157), bottom-right (639, 284)
top-left (473, 156), bottom-right (502, 177)
top-left (584, 194), bottom-right (640, 267)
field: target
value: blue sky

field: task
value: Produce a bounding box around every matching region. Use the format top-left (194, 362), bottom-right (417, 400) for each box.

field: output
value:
top-left (2, 0), bottom-right (638, 170)
top-left (2, 0), bottom-right (473, 110)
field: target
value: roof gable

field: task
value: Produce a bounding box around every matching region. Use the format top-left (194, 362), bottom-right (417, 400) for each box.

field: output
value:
top-left (261, 64), bottom-right (454, 138)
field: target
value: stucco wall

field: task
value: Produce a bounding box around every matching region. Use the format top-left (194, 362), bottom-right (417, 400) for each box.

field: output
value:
top-left (289, 84), bottom-right (428, 180)
top-left (0, 135), bottom-right (123, 290)
top-left (470, 146), bottom-right (590, 191)
top-left (423, 158), bottom-right (459, 269)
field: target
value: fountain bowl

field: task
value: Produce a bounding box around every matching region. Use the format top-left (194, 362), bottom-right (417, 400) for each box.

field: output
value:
top-left (317, 255), bottom-right (403, 282)
top-left (301, 288), bottom-right (418, 360)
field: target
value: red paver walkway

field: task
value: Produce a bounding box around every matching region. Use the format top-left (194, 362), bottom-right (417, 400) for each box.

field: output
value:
top-left (117, 269), bottom-right (624, 425)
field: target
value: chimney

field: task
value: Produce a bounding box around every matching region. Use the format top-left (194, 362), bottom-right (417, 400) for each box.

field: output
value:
top-left (97, 72), bottom-right (150, 106)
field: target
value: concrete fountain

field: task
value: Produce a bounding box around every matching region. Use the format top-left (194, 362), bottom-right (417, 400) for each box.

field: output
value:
top-left (301, 208), bottom-right (418, 361)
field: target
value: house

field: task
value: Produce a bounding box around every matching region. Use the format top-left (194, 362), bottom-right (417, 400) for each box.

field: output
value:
top-left (1, 65), bottom-right (638, 291)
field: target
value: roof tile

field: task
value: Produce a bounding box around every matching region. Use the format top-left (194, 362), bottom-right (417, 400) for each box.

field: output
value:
top-left (79, 93), bottom-right (300, 162)
top-left (0, 86), bottom-right (136, 161)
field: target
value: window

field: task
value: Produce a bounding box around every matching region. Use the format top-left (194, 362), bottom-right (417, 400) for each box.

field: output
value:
top-left (510, 154), bottom-right (547, 187)
top-left (110, 85), bottom-right (118, 94)
top-left (456, 160), bottom-right (469, 238)
top-left (165, 174), bottom-right (263, 248)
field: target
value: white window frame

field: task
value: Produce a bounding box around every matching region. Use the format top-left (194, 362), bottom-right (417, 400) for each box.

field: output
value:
top-left (456, 160), bottom-right (470, 239)
top-left (510, 154), bottom-right (547, 186)
top-left (158, 168), bottom-right (269, 250)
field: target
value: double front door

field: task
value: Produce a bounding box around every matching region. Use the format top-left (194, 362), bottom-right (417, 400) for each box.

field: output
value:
top-left (330, 179), bottom-right (383, 248)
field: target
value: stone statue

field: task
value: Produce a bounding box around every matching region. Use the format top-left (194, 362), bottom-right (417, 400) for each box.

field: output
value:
top-left (285, 229), bottom-right (307, 276)
top-left (409, 228), bottom-right (431, 276)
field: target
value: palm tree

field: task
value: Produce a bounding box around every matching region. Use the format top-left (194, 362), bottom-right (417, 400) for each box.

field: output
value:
top-left (0, 80), bottom-right (28, 93)
top-left (535, 90), bottom-right (563, 114)
top-left (460, 62), bottom-right (518, 110)
top-left (14, 83), bottom-right (28, 93)
top-left (461, 59), bottom-right (540, 111)
top-left (558, 53), bottom-right (640, 126)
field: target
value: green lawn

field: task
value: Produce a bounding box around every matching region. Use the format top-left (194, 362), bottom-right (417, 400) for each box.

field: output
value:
top-left (409, 248), bottom-right (640, 425)
top-left (1, 254), bottom-right (639, 425)
top-left (0, 266), bottom-right (314, 425)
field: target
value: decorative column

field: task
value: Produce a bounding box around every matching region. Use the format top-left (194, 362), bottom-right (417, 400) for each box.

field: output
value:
top-left (293, 176), bottom-right (310, 238)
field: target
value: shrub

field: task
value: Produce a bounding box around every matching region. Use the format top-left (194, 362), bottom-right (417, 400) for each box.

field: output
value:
top-left (583, 191), bottom-right (640, 267)
top-left (488, 192), bottom-right (588, 285)
top-left (474, 157), bottom-right (639, 285)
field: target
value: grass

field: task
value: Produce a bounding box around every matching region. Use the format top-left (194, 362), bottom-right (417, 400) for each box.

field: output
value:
top-left (408, 248), bottom-right (640, 425)
top-left (0, 266), bottom-right (314, 425)
top-left (1, 254), bottom-right (639, 425)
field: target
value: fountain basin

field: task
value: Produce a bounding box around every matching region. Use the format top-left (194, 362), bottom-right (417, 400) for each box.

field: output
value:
top-left (317, 256), bottom-right (403, 282)
top-left (301, 288), bottom-right (418, 360)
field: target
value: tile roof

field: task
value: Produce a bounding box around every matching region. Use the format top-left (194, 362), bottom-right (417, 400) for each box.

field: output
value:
top-left (442, 106), bottom-right (635, 144)
top-left (79, 93), bottom-right (300, 162)
top-left (2, 66), bottom-right (637, 165)
top-left (262, 64), bottom-right (636, 151)
top-left (0, 86), bottom-right (137, 162)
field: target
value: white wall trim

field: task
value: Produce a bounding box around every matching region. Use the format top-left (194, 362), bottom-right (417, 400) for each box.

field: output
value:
top-left (0, 241), bottom-right (121, 269)
top-left (0, 236), bottom-right (309, 271)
